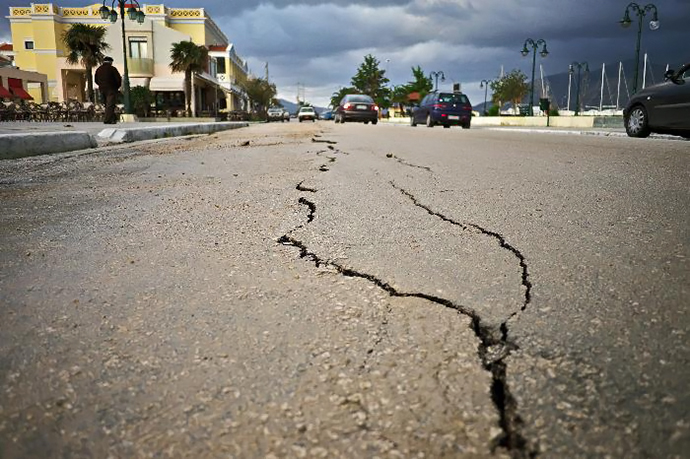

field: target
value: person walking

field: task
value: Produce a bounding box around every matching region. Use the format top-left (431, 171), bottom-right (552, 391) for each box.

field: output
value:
top-left (95, 56), bottom-right (122, 124)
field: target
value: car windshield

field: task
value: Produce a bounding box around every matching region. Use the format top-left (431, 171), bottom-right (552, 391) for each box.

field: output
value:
top-left (345, 95), bottom-right (373, 103)
top-left (300, 107), bottom-right (314, 112)
top-left (438, 93), bottom-right (469, 104)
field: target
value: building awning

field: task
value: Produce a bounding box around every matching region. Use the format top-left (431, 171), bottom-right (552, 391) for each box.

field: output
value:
top-left (0, 84), bottom-right (12, 99)
top-left (7, 78), bottom-right (33, 100)
top-left (149, 77), bottom-right (184, 91)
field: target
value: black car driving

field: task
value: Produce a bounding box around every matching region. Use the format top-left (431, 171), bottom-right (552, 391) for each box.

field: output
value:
top-left (623, 62), bottom-right (690, 138)
top-left (334, 94), bottom-right (379, 124)
top-left (410, 91), bottom-right (472, 129)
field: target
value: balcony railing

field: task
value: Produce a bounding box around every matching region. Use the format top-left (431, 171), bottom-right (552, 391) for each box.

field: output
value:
top-left (127, 58), bottom-right (154, 77)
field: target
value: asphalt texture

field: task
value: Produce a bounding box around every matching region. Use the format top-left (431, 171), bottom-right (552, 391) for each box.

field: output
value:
top-left (0, 121), bottom-right (688, 458)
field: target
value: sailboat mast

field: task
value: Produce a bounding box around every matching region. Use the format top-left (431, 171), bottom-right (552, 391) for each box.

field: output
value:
top-left (616, 61), bottom-right (622, 110)
top-left (642, 53), bottom-right (648, 89)
top-left (599, 63), bottom-right (606, 111)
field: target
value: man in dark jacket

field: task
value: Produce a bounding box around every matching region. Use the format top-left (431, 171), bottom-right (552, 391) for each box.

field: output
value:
top-left (95, 56), bottom-right (122, 124)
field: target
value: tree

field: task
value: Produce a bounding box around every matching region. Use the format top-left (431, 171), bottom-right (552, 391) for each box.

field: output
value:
top-left (62, 23), bottom-right (110, 103)
top-left (240, 76), bottom-right (276, 118)
top-left (350, 54), bottom-right (390, 108)
top-left (330, 86), bottom-right (357, 108)
top-left (170, 41), bottom-right (209, 117)
top-left (490, 69), bottom-right (528, 113)
top-left (405, 65), bottom-right (433, 100)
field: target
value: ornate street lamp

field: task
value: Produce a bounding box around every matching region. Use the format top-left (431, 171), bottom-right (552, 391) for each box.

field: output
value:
top-left (569, 62), bottom-right (589, 116)
top-left (430, 71), bottom-right (445, 91)
top-left (620, 2), bottom-right (659, 94)
top-left (99, 0), bottom-right (146, 115)
top-left (480, 79), bottom-right (492, 116)
top-left (521, 38), bottom-right (548, 116)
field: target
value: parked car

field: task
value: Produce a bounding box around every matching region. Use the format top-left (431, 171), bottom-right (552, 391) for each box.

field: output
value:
top-left (298, 106), bottom-right (317, 122)
top-left (283, 109), bottom-right (291, 121)
top-left (267, 107), bottom-right (287, 122)
top-left (334, 94), bottom-right (378, 124)
top-left (320, 110), bottom-right (334, 120)
top-left (410, 91), bottom-right (473, 129)
top-left (624, 62), bottom-right (690, 138)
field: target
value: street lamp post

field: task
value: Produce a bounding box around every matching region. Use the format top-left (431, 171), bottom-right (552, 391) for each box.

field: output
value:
top-left (521, 38), bottom-right (548, 116)
top-left (480, 79), bottom-right (492, 115)
top-left (619, 2), bottom-right (659, 94)
top-left (430, 71), bottom-right (445, 91)
top-left (99, 0), bottom-right (146, 115)
top-left (569, 62), bottom-right (589, 116)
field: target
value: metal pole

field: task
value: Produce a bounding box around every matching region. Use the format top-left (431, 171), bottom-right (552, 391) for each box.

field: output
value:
top-left (119, 1), bottom-right (131, 114)
top-left (567, 70), bottom-right (572, 112)
top-left (575, 65), bottom-right (582, 116)
top-left (483, 85), bottom-right (488, 115)
top-left (530, 46), bottom-right (537, 116)
top-left (633, 12), bottom-right (642, 94)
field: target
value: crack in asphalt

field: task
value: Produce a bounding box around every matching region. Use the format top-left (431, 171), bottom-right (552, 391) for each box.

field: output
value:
top-left (278, 194), bottom-right (537, 457)
top-left (386, 154), bottom-right (433, 172)
top-left (296, 181), bottom-right (317, 193)
top-left (312, 138), bottom-right (338, 144)
top-left (391, 182), bottom-right (532, 316)
top-left (278, 135), bottom-right (536, 457)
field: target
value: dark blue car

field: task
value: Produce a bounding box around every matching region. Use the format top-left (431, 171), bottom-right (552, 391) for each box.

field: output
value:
top-left (410, 91), bottom-right (472, 129)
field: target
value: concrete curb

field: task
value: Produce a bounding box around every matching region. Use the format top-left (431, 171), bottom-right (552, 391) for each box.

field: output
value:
top-left (1, 131), bottom-right (98, 160)
top-left (97, 122), bottom-right (249, 143)
top-left (485, 127), bottom-right (685, 141)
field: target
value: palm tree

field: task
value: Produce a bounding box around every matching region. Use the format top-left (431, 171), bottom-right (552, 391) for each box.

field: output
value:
top-left (170, 41), bottom-right (209, 117)
top-left (240, 76), bottom-right (276, 118)
top-left (62, 24), bottom-right (110, 103)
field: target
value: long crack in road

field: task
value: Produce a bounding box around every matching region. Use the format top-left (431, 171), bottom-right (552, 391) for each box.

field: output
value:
top-left (278, 136), bottom-right (537, 458)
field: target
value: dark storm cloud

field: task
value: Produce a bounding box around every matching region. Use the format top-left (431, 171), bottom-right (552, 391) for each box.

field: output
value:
top-left (1, 0), bottom-right (688, 106)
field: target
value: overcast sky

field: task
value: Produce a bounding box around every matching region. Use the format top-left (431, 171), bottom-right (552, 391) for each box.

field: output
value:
top-left (1, 0), bottom-right (688, 107)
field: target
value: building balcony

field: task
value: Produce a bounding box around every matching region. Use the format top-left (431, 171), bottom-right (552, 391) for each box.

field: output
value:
top-left (127, 58), bottom-right (154, 77)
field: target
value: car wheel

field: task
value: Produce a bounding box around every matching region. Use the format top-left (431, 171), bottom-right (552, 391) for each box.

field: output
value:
top-left (372, 119), bottom-right (378, 125)
top-left (443, 125), bottom-right (450, 129)
top-left (410, 115), bottom-right (417, 127)
top-left (625, 105), bottom-right (651, 138)
top-left (364, 121), bottom-right (369, 124)
top-left (299, 118), bottom-right (302, 123)
top-left (426, 115), bottom-right (434, 128)
top-left (462, 122), bottom-right (471, 129)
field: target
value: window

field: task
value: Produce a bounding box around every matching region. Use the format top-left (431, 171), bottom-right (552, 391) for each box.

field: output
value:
top-left (438, 93), bottom-right (469, 104)
top-left (24, 40), bottom-right (34, 50)
top-left (128, 38), bottom-right (148, 58)
top-left (216, 57), bottom-right (226, 74)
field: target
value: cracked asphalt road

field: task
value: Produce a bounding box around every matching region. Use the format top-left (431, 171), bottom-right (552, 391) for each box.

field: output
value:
top-left (1, 122), bottom-right (688, 458)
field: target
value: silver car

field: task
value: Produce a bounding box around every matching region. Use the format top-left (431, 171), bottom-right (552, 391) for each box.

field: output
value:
top-left (267, 107), bottom-right (287, 122)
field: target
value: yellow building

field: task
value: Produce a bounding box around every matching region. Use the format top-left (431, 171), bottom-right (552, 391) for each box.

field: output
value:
top-left (6, 2), bottom-right (248, 114)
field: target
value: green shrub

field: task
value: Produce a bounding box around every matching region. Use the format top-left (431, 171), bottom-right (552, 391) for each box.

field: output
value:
top-left (487, 105), bottom-right (500, 116)
top-left (130, 85), bottom-right (154, 117)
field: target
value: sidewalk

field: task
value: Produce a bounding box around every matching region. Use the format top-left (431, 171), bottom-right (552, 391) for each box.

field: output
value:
top-left (0, 120), bottom-right (249, 160)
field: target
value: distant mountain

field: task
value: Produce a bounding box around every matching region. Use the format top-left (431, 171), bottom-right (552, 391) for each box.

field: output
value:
top-left (276, 98), bottom-right (328, 115)
top-left (474, 58), bottom-right (675, 112)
